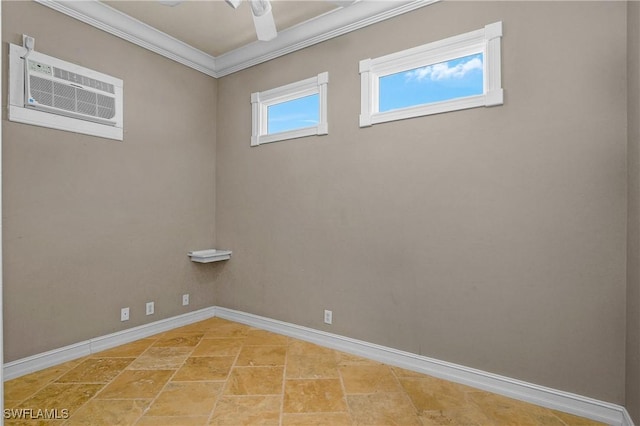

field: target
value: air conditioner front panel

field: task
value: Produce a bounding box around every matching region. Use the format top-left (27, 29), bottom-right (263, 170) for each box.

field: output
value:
top-left (26, 61), bottom-right (117, 126)
top-left (9, 42), bottom-right (124, 141)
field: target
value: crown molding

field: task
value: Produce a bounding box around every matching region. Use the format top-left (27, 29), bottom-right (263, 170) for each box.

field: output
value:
top-left (214, 0), bottom-right (439, 77)
top-left (34, 0), bottom-right (218, 77)
top-left (34, 0), bottom-right (439, 79)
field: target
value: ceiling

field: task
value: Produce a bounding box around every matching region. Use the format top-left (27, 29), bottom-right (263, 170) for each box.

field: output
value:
top-left (36, 0), bottom-right (437, 77)
top-left (103, 1), bottom-right (339, 57)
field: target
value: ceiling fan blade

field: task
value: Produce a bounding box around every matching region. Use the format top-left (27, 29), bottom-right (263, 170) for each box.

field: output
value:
top-left (250, 0), bottom-right (277, 41)
top-left (225, 0), bottom-right (242, 9)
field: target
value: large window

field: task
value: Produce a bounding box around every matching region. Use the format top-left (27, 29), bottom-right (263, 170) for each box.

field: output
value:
top-left (359, 22), bottom-right (503, 127)
top-left (251, 72), bottom-right (328, 146)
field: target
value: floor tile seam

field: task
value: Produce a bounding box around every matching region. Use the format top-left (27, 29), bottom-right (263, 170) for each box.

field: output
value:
top-left (221, 391), bottom-right (285, 397)
top-left (9, 365), bottom-right (83, 404)
top-left (89, 354), bottom-right (148, 359)
top-left (54, 357), bottom-right (141, 422)
top-left (541, 408), bottom-right (578, 426)
top-left (159, 329), bottom-right (206, 335)
top-left (281, 412), bottom-right (355, 416)
top-left (389, 365), bottom-right (426, 419)
top-left (137, 342), bottom-right (186, 358)
top-left (550, 414), bottom-right (574, 426)
top-left (340, 381), bottom-right (423, 424)
top-left (230, 365), bottom-right (286, 369)
top-left (205, 336), bottom-right (245, 425)
top-left (6, 383), bottom-right (99, 411)
top-left (136, 414), bottom-right (210, 417)
top-left (211, 394), bottom-right (285, 400)
top-left (334, 349), bottom-right (356, 424)
top-left (278, 339), bottom-right (291, 426)
top-left (232, 363), bottom-right (286, 368)
top-left (61, 387), bottom-right (143, 422)
top-left (282, 408), bottom-right (351, 415)
top-left (519, 407), bottom-right (568, 426)
top-left (86, 397), bottom-right (154, 401)
top-left (242, 342), bottom-right (289, 347)
top-left (4, 398), bottom-right (27, 409)
top-left (284, 375), bottom-right (341, 380)
top-left (125, 366), bottom-right (187, 371)
top-left (188, 353), bottom-right (244, 358)
top-left (343, 390), bottom-right (418, 396)
top-left (5, 381), bottom-right (61, 406)
top-left (457, 392), bottom-right (511, 424)
top-left (200, 336), bottom-right (249, 340)
top-left (47, 380), bottom-right (111, 385)
top-left (151, 344), bottom-right (201, 350)
top-left (129, 346), bottom-right (198, 425)
top-left (90, 340), bottom-right (159, 358)
top-left (79, 398), bottom-right (153, 426)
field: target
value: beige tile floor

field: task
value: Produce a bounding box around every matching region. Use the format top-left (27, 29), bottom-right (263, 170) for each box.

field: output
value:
top-left (4, 317), bottom-right (605, 425)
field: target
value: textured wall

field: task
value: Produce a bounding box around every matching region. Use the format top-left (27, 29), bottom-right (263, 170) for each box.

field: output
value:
top-left (627, 1), bottom-right (640, 422)
top-left (2, 1), bottom-right (218, 361)
top-left (215, 1), bottom-right (627, 403)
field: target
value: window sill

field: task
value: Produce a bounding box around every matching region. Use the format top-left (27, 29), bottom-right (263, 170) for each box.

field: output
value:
top-left (360, 90), bottom-right (503, 127)
top-left (251, 124), bottom-right (328, 146)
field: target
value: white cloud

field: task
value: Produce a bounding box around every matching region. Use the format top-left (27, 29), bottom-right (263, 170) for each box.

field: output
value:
top-left (268, 113), bottom-right (318, 123)
top-left (405, 56), bottom-right (483, 82)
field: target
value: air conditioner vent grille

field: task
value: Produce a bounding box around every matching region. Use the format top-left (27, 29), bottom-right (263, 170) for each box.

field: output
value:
top-left (53, 67), bottom-right (115, 94)
top-left (97, 94), bottom-right (116, 119)
top-left (53, 81), bottom-right (75, 112)
top-left (29, 75), bottom-right (116, 120)
top-left (30, 75), bottom-right (53, 106)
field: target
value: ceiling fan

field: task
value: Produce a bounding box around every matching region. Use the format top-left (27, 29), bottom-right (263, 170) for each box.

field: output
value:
top-left (225, 0), bottom-right (277, 42)
top-left (159, 0), bottom-right (358, 43)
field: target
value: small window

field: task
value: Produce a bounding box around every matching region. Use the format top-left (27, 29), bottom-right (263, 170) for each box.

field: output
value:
top-left (378, 53), bottom-right (484, 112)
top-left (251, 72), bottom-right (328, 146)
top-left (360, 22), bottom-right (503, 127)
top-left (267, 93), bottom-right (319, 134)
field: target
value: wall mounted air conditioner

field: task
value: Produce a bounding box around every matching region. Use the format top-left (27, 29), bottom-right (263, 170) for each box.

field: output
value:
top-left (8, 38), bottom-right (124, 141)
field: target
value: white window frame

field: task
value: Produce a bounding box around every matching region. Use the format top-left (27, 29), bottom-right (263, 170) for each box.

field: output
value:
top-left (359, 21), bottom-right (503, 127)
top-left (251, 72), bottom-right (328, 146)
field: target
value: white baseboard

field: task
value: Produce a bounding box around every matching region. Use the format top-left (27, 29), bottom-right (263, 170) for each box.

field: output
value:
top-left (214, 307), bottom-right (632, 426)
top-left (3, 305), bottom-right (633, 426)
top-left (623, 409), bottom-right (636, 426)
top-left (3, 307), bottom-right (216, 381)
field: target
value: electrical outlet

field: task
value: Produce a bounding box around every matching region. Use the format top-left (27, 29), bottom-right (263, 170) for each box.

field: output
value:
top-left (121, 307), bottom-right (130, 322)
top-left (182, 294), bottom-right (190, 306)
top-left (324, 309), bottom-right (332, 325)
top-left (146, 301), bottom-right (154, 316)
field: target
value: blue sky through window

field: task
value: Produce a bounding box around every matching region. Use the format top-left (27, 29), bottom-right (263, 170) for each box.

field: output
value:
top-left (378, 53), bottom-right (484, 113)
top-left (267, 93), bottom-right (320, 134)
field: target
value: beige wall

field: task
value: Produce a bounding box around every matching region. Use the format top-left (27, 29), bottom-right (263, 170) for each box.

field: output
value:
top-left (2, 1), bottom-right (218, 362)
top-left (215, 1), bottom-right (628, 403)
top-left (627, 1), bottom-right (640, 422)
top-left (2, 0), bottom-right (635, 413)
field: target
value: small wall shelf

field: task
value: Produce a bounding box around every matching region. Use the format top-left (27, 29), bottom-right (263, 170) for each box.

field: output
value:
top-left (188, 249), bottom-right (232, 263)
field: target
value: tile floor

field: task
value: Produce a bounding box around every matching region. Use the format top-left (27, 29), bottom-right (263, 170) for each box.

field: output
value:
top-left (4, 317), bottom-right (605, 425)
